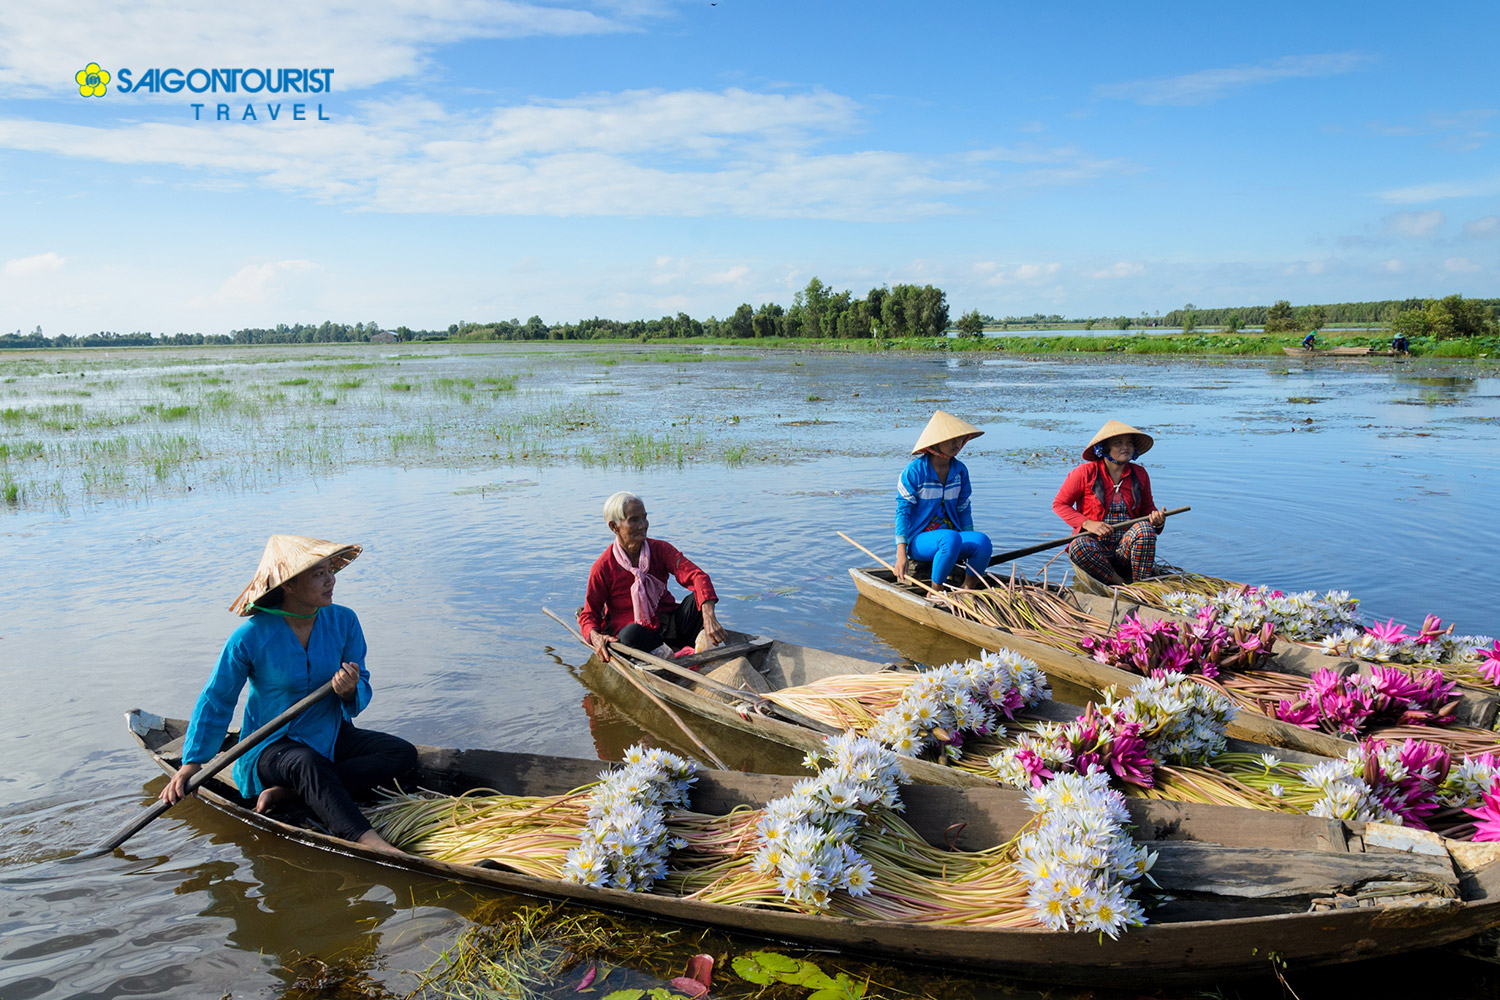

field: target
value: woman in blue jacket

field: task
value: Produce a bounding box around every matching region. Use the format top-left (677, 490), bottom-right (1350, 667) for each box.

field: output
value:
top-left (893, 410), bottom-right (993, 588)
top-left (159, 535), bottom-right (416, 853)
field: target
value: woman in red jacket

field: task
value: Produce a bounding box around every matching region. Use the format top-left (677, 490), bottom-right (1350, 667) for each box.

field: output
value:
top-left (1052, 420), bottom-right (1167, 585)
top-left (579, 491), bottom-right (726, 661)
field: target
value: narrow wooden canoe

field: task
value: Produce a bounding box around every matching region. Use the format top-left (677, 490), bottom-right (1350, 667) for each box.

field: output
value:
top-left (848, 566), bottom-right (1355, 757)
top-left (585, 631), bottom-right (1334, 790)
top-left (1068, 560), bottom-right (1500, 730)
top-left (123, 709), bottom-right (1500, 985)
top-left (1278, 346), bottom-right (1392, 358)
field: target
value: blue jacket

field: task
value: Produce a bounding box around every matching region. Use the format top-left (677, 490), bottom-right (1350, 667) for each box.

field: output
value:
top-left (182, 604), bottom-right (371, 798)
top-left (894, 454), bottom-right (974, 545)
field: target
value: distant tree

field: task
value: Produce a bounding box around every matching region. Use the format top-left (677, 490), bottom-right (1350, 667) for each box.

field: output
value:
top-left (955, 309), bottom-right (984, 338)
top-left (1264, 300), bottom-right (1298, 333)
top-left (1225, 313), bottom-right (1240, 333)
top-left (523, 315), bottom-right (547, 339)
top-left (1116, 316), bottom-right (1131, 330)
top-left (1393, 294), bottom-right (1498, 340)
top-left (1297, 305), bottom-right (1326, 331)
top-left (882, 284), bottom-right (949, 338)
top-left (727, 303), bottom-right (753, 339)
top-left (1181, 310), bottom-right (1197, 334)
top-left (752, 302), bottom-right (784, 338)
top-left (395, 326), bottom-right (412, 342)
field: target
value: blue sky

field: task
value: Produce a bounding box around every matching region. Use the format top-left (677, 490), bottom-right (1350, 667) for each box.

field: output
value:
top-left (1, 1), bottom-right (1496, 335)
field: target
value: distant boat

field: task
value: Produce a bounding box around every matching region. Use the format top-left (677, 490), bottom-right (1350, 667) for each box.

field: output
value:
top-left (1282, 346), bottom-right (1394, 358)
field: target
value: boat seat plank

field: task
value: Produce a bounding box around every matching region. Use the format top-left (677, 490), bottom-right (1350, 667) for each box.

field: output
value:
top-left (1149, 841), bottom-right (1458, 901)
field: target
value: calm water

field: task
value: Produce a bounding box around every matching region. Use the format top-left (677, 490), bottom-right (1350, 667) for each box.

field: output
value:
top-left (3, 344), bottom-right (1499, 998)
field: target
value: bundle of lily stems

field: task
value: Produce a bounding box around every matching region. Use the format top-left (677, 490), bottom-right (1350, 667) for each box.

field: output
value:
top-left (1110, 573), bottom-right (1500, 693)
top-left (758, 652), bottom-right (1500, 839)
top-left (871, 554), bottom-right (1500, 755)
top-left (365, 739), bottom-right (1147, 934)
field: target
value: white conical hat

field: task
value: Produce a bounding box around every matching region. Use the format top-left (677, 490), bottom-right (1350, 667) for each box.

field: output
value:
top-left (1083, 420), bottom-right (1154, 461)
top-left (229, 534), bottom-right (361, 616)
top-left (910, 410), bottom-right (984, 454)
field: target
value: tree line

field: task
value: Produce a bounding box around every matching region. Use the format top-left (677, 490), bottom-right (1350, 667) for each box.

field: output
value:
top-left (1162, 297), bottom-right (1500, 336)
top-left (449, 279), bottom-right (952, 342)
top-left (5, 287), bottom-right (1496, 349)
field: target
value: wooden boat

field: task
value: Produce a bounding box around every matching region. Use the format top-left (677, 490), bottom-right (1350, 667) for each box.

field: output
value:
top-left (583, 630), bottom-right (1334, 790)
top-left (1068, 560), bottom-right (1500, 730)
top-left (847, 566), bottom-right (1354, 756)
top-left (124, 708), bottom-right (1500, 985)
top-left (1282, 346), bottom-right (1394, 358)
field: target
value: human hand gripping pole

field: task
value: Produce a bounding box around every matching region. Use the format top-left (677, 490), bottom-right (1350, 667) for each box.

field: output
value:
top-left (985, 506), bottom-right (1189, 568)
top-left (71, 679), bottom-right (337, 861)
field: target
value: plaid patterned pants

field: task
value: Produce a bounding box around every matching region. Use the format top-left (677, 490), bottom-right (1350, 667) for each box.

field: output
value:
top-left (1067, 499), bottom-right (1157, 583)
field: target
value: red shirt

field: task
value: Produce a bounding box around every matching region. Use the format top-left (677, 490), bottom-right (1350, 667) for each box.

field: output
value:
top-left (1052, 460), bottom-right (1156, 530)
top-left (578, 539), bottom-right (718, 640)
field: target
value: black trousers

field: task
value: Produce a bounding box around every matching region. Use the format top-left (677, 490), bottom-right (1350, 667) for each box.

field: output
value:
top-left (257, 723), bottom-right (418, 841)
top-left (617, 593), bottom-right (705, 653)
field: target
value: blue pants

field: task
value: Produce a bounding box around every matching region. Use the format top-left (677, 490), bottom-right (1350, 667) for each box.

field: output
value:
top-left (909, 529), bottom-right (993, 585)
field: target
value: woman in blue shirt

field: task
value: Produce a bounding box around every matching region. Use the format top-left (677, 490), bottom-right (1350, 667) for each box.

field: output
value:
top-left (894, 410), bottom-right (993, 588)
top-left (159, 535), bottom-right (415, 853)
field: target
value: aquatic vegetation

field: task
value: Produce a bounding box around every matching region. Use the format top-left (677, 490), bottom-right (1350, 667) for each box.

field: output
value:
top-left (1272, 666), bottom-right (1458, 738)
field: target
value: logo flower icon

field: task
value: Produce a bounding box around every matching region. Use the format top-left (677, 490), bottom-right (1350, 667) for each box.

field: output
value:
top-left (75, 63), bottom-right (110, 98)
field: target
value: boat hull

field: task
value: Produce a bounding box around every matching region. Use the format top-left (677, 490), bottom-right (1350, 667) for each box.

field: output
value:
top-left (123, 709), bottom-right (1500, 986)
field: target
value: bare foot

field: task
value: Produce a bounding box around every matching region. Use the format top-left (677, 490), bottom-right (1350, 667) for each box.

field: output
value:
top-left (355, 829), bottom-right (403, 855)
top-left (255, 785), bottom-right (292, 813)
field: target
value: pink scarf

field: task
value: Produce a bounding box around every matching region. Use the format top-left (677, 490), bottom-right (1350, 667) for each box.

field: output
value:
top-left (612, 539), bottom-right (667, 628)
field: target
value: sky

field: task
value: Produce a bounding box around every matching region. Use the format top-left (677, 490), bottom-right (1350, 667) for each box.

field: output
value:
top-left (1, 1), bottom-right (1497, 335)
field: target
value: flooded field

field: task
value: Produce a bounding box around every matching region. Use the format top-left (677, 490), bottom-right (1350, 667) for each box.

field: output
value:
top-left (3, 343), bottom-right (1500, 998)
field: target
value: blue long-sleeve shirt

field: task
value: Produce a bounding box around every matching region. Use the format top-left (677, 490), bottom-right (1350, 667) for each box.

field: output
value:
top-left (181, 604), bottom-right (370, 798)
top-left (894, 454), bottom-right (974, 545)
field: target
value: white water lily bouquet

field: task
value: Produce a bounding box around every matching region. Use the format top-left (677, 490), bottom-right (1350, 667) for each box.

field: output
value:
top-left (1164, 586), bottom-right (1362, 641)
top-left (1107, 672), bottom-right (1237, 763)
top-left (1014, 771), bottom-right (1154, 938)
top-left (753, 733), bottom-right (907, 910)
top-left (562, 745), bottom-right (698, 891)
top-left (867, 649), bottom-right (1051, 760)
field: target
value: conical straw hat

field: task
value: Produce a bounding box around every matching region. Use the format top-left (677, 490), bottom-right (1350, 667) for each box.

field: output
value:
top-left (911, 410), bottom-right (984, 454)
top-left (229, 534), bottom-right (361, 616)
top-left (1083, 419), bottom-right (1153, 461)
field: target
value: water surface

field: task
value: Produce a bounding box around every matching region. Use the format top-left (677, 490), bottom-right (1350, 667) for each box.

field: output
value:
top-left (3, 344), bottom-right (1498, 997)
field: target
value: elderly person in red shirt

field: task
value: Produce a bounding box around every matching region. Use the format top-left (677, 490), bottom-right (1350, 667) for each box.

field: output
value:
top-left (579, 491), bottom-right (726, 661)
top-left (1053, 420), bottom-right (1167, 586)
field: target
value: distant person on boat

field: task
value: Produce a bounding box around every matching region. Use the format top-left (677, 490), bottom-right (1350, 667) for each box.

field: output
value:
top-left (1302, 331), bottom-right (1317, 351)
top-left (893, 410), bottom-right (993, 589)
top-left (160, 535), bottom-right (416, 853)
top-left (1392, 333), bottom-right (1410, 354)
top-left (1053, 420), bottom-right (1167, 586)
top-left (580, 491), bottom-right (726, 662)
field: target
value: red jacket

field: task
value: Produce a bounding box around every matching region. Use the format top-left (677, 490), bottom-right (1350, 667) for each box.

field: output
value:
top-left (1052, 460), bottom-right (1156, 531)
top-left (578, 538), bottom-right (717, 640)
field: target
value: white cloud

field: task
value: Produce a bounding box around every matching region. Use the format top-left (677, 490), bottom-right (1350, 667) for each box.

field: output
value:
top-left (1380, 258), bottom-right (1406, 273)
top-left (0, 83), bottom-right (1122, 221)
top-left (705, 264), bottom-right (749, 285)
top-left (3, 251), bottom-right (65, 275)
top-left (1096, 53), bottom-right (1369, 106)
top-left (193, 259), bottom-right (319, 307)
top-left (1087, 261), bottom-right (1145, 280)
top-left (1444, 257), bottom-right (1481, 273)
top-left (1464, 215), bottom-right (1500, 238)
top-left (1380, 175), bottom-right (1500, 203)
top-left (0, 2), bottom-right (631, 95)
top-left (1382, 210), bottom-right (1445, 238)
top-left (975, 261), bottom-right (1060, 286)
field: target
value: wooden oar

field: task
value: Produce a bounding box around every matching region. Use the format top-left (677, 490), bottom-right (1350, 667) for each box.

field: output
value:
top-left (72, 679), bottom-right (337, 861)
top-left (541, 608), bottom-right (729, 769)
top-left (987, 506), bottom-right (1190, 568)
